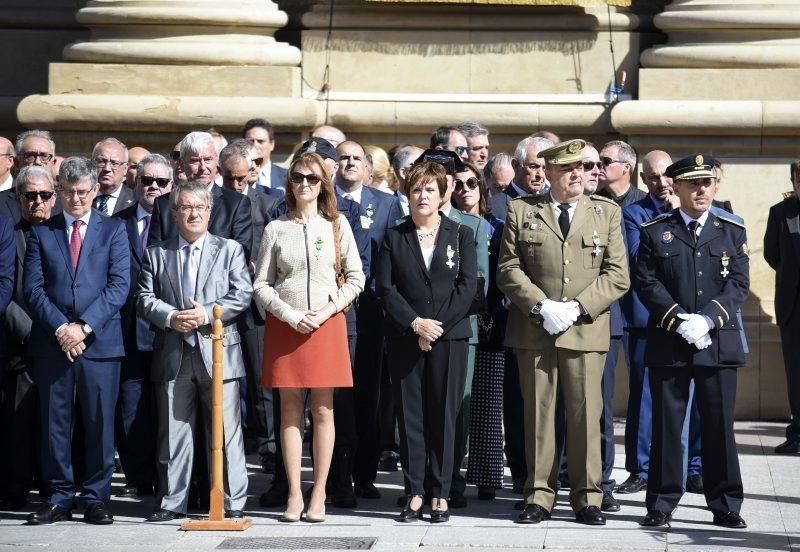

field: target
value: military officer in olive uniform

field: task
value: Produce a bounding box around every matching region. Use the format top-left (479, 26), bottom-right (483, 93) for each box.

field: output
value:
top-left (634, 154), bottom-right (749, 529)
top-left (497, 139), bottom-right (629, 526)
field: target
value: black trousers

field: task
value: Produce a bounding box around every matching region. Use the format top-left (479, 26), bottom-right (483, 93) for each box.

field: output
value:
top-left (502, 348), bottom-right (527, 486)
top-left (242, 320), bottom-right (276, 457)
top-left (646, 365), bottom-right (743, 515)
top-left (600, 336), bottom-right (622, 492)
top-left (328, 334), bottom-right (358, 493)
top-left (0, 356), bottom-right (39, 499)
top-left (116, 349), bottom-right (156, 491)
top-left (390, 338), bottom-right (468, 498)
top-left (779, 311), bottom-right (800, 437)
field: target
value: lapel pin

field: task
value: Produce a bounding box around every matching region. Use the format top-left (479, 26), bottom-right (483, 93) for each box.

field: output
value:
top-left (713, 220), bottom-right (720, 227)
top-left (592, 230), bottom-right (602, 256)
top-left (446, 244), bottom-right (455, 269)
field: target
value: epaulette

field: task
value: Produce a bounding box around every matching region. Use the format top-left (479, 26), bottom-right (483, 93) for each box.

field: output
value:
top-left (590, 195), bottom-right (617, 205)
top-left (716, 215), bottom-right (746, 229)
top-left (639, 213), bottom-right (670, 228)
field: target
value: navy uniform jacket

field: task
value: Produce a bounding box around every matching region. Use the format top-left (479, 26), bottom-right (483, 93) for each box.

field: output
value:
top-left (633, 210), bottom-right (749, 368)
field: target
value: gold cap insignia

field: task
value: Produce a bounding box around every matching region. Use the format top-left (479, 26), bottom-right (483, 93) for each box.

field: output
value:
top-left (695, 154), bottom-right (704, 166)
top-left (567, 141), bottom-right (581, 154)
top-left (308, 140), bottom-right (317, 153)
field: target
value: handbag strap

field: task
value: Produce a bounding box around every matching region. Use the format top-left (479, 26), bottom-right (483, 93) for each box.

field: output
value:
top-left (332, 216), bottom-right (344, 282)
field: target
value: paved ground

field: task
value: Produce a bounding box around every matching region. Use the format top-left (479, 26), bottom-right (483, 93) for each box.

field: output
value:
top-left (1, 421), bottom-right (798, 551)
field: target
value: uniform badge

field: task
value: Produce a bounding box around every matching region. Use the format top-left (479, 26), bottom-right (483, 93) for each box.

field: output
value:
top-left (567, 141), bottom-right (582, 154)
top-left (594, 205), bottom-right (603, 215)
top-left (446, 244), bottom-right (455, 269)
top-left (661, 231), bottom-right (673, 243)
top-left (591, 230), bottom-right (602, 257)
top-left (308, 140), bottom-right (317, 153)
top-left (695, 154), bottom-right (704, 166)
top-left (713, 220), bottom-right (720, 227)
top-left (365, 204), bottom-right (374, 220)
top-left (742, 243), bottom-right (749, 257)
top-left (720, 250), bottom-right (730, 278)
top-left (360, 215), bottom-right (373, 229)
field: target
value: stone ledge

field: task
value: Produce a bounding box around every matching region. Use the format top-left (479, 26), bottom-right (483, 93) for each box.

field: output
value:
top-left (639, 69), bottom-right (800, 101)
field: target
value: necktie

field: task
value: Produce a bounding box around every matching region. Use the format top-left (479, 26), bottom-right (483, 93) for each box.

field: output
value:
top-left (140, 215), bottom-right (150, 255)
top-left (558, 203), bottom-right (571, 238)
top-left (69, 220), bottom-right (83, 271)
top-left (181, 244), bottom-right (198, 346)
top-left (342, 193), bottom-right (353, 202)
top-left (688, 220), bottom-right (699, 243)
top-left (94, 194), bottom-right (109, 215)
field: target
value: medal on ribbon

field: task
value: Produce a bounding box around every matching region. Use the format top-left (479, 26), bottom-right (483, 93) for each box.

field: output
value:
top-left (446, 244), bottom-right (455, 269)
top-left (315, 237), bottom-right (323, 259)
top-left (720, 250), bottom-right (730, 278)
top-left (366, 204), bottom-right (374, 220)
top-left (592, 230), bottom-right (601, 257)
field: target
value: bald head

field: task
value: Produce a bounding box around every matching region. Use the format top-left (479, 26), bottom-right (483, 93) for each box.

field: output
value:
top-left (0, 136), bottom-right (14, 183)
top-left (640, 150), bottom-right (673, 201)
top-left (126, 146), bottom-right (150, 188)
top-left (311, 125), bottom-right (346, 147)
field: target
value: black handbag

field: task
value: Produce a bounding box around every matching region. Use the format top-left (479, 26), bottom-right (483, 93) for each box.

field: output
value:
top-left (455, 223), bottom-right (488, 316)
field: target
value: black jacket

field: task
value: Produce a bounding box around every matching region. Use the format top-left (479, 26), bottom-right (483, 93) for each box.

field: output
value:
top-left (376, 213), bottom-right (477, 342)
top-left (764, 194), bottom-right (800, 327)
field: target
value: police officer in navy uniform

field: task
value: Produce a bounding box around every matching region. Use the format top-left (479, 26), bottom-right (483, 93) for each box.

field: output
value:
top-left (634, 154), bottom-right (749, 529)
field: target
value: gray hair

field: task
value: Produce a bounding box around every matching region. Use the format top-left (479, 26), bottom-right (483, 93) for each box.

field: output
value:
top-left (220, 139), bottom-right (252, 167)
top-left (457, 121), bottom-right (489, 139)
top-left (15, 165), bottom-right (55, 193)
top-left (514, 136), bottom-right (554, 165)
top-left (485, 152), bottom-right (513, 174)
top-left (92, 137), bottom-right (129, 162)
top-left (391, 144), bottom-right (424, 175)
top-left (59, 157), bottom-right (98, 187)
top-left (180, 131), bottom-right (217, 162)
top-left (15, 129), bottom-right (55, 155)
top-left (603, 140), bottom-right (636, 167)
top-left (136, 153), bottom-right (172, 180)
top-left (170, 180), bottom-right (214, 211)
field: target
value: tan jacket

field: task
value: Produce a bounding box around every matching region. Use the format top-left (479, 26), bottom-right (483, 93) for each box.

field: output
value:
top-left (497, 193), bottom-right (630, 352)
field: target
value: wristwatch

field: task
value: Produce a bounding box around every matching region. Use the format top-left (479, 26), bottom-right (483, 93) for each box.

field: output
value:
top-left (529, 301), bottom-right (543, 319)
top-left (81, 322), bottom-right (93, 335)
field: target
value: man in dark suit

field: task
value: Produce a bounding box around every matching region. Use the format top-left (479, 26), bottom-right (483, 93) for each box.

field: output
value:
top-left (634, 154), bottom-right (749, 529)
top-left (243, 118), bottom-right (287, 195)
top-left (330, 140), bottom-right (403, 504)
top-left (23, 157), bottom-right (130, 525)
top-left (149, 131), bottom-right (253, 259)
top-left (219, 142), bottom-right (279, 473)
top-left (597, 140), bottom-right (647, 207)
top-left (112, 153), bottom-right (174, 498)
top-left (764, 161), bottom-right (800, 454)
top-left (488, 136), bottom-right (554, 221)
top-left (0, 166), bottom-right (56, 510)
top-left (91, 137), bottom-right (136, 215)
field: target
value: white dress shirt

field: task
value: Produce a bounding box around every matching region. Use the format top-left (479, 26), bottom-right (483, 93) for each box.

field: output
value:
top-left (167, 232), bottom-right (209, 328)
top-left (679, 209), bottom-right (710, 238)
top-left (63, 210), bottom-right (92, 241)
top-left (99, 186), bottom-right (123, 215)
top-left (0, 174), bottom-right (12, 192)
top-left (336, 184), bottom-right (363, 205)
top-left (549, 194), bottom-right (578, 223)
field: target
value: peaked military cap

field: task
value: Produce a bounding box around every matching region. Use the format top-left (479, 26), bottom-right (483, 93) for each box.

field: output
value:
top-left (665, 154), bottom-right (717, 181)
top-left (538, 139), bottom-right (586, 165)
top-left (413, 148), bottom-right (465, 175)
top-left (298, 137), bottom-right (339, 162)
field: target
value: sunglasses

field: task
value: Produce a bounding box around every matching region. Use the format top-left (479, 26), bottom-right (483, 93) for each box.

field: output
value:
top-left (21, 191), bottom-right (55, 201)
top-left (600, 157), bottom-right (623, 167)
top-left (141, 176), bottom-right (171, 188)
top-left (288, 172), bottom-right (322, 186)
top-left (582, 162), bottom-right (603, 171)
top-left (454, 146), bottom-right (468, 156)
top-left (454, 177), bottom-right (479, 192)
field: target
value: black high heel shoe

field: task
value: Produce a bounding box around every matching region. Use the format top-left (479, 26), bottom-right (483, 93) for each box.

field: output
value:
top-left (398, 495), bottom-right (423, 522)
top-left (430, 498), bottom-right (450, 523)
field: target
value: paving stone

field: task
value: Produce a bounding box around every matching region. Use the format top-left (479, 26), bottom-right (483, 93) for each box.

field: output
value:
top-left (422, 525), bottom-right (545, 548)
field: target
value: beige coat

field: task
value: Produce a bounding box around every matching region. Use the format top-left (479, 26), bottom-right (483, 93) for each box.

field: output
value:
top-left (497, 193), bottom-right (630, 352)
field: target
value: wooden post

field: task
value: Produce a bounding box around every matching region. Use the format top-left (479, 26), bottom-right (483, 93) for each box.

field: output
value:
top-left (181, 304), bottom-right (252, 531)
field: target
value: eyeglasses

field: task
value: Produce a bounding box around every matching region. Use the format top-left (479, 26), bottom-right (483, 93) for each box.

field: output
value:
top-left (170, 150), bottom-right (181, 161)
top-left (454, 177), bottom-right (479, 192)
top-left (454, 146), bottom-right (468, 156)
top-left (93, 157), bottom-right (126, 170)
top-left (20, 152), bottom-right (54, 163)
top-left (582, 162), bottom-right (603, 171)
top-left (600, 157), bottom-right (623, 167)
top-left (140, 176), bottom-right (171, 188)
top-left (288, 172), bottom-right (322, 186)
top-left (21, 191), bottom-right (55, 201)
top-left (60, 188), bottom-right (94, 199)
top-left (174, 204), bottom-right (209, 214)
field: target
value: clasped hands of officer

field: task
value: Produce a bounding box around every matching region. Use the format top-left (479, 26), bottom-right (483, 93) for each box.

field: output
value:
top-left (676, 313), bottom-right (713, 350)
top-left (411, 317), bottom-right (443, 352)
top-left (539, 299), bottom-right (581, 335)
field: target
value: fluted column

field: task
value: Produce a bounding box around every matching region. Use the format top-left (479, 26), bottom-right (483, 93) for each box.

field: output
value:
top-left (641, 0), bottom-right (800, 68)
top-left (62, 0), bottom-right (300, 66)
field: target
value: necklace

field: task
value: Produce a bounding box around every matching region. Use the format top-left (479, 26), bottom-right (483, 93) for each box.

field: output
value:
top-left (416, 222), bottom-right (440, 242)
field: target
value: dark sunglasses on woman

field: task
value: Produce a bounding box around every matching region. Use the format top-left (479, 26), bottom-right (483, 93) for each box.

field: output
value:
top-left (288, 172), bottom-right (322, 186)
top-left (454, 177), bottom-right (479, 192)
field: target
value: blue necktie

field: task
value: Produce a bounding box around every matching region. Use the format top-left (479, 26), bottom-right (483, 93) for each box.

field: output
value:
top-left (94, 194), bottom-right (109, 215)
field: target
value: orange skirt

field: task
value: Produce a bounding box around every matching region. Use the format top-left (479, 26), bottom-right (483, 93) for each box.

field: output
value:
top-left (262, 312), bottom-right (353, 388)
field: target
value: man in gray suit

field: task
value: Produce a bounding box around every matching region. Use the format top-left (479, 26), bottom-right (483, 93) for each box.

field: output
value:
top-left (136, 180), bottom-right (253, 521)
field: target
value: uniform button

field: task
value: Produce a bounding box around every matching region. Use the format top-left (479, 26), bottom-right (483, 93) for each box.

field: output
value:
top-left (697, 290), bottom-right (703, 296)
top-left (426, 299), bottom-right (432, 304)
top-left (697, 252), bottom-right (702, 257)
top-left (564, 259), bottom-right (570, 265)
top-left (528, 237), bottom-right (533, 242)
top-left (698, 271), bottom-right (703, 277)
top-left (563, 242), bottom-right (569, 247)
top-left (564, 277), bottom-right (570, 284)
top-left (562, 297), bottom-right (568, 302)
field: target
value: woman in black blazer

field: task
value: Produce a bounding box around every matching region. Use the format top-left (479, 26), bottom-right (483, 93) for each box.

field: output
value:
top-left (376, 161), bottom-right (477, 523)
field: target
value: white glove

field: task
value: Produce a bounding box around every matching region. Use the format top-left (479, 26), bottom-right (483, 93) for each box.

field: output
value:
top-left (540, 299), bottom-right (579, 335)
top-left (676, 313), bottom-right (712, 345)
top-left (694, 333), bottom-right (712, 350)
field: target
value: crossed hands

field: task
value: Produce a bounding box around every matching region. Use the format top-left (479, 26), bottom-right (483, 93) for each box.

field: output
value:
top-left (539, 299), bottom-right (581, 335)
top-left (169, 299), bottom-right (206, 334)
top-left (56, 323), bottom-right (87, 362)
top-left (296, 304), bottom-right (335, 334)
top-left (412, 318), bottom-right (443, 351)
top-left (676, 313), bottom-right (712, 350)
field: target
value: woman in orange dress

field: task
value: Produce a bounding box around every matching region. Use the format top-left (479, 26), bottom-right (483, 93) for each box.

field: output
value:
top-left (253, 152), bottom-right (365, 523)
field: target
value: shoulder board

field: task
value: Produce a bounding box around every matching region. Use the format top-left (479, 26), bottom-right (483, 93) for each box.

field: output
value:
top-left (590, 195), bottom-right (617, 205)
top-left (716, 215), bottom-right (746, 229)
top-left (639, 213), bottom-right (670, 228)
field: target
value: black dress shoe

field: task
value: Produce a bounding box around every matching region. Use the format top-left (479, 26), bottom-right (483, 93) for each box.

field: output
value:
top-left (514, 499), bottom-right (526, 511)
top-left (448, 489), bottom-right (467, 508)
top-left (641, 510), bottom-right (671, 527)
top-left (517, 504), bottom-right (551, 524)
top-left (146, 509), bottom-right (186, 522)
top-left (398, 496), bottom-right (423, 522)
top-left (430, 507), bottom-right (450, 523)
top-left (26, 504), bottom-right (72, 525)
top-left (713, 511), bottom-right (747, 529)
top-left (378, 451), bottom-right (400, 472)
top-left (685, 475), bottom-right (704, 494)
top-left (259, 485), bottom-right (288, 508)
top-left (354, 483), bottom-right (381, 499)
top-left (601, 491), bottom-right (620, 512)
top-left (616, 474), bottom-right (647, 494)
top-left (0, 494), bottom-right (28, 511)
top-left (114, 485), bottom-right (140, 498)
top-left (775, 436), bottom-right (800, 454)
top-left (575, 506), bottom-right (606, 525)
top-left (226, 510), bottom-right (244, 519)
top-left (83, 502), bottom-right (113, 525)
